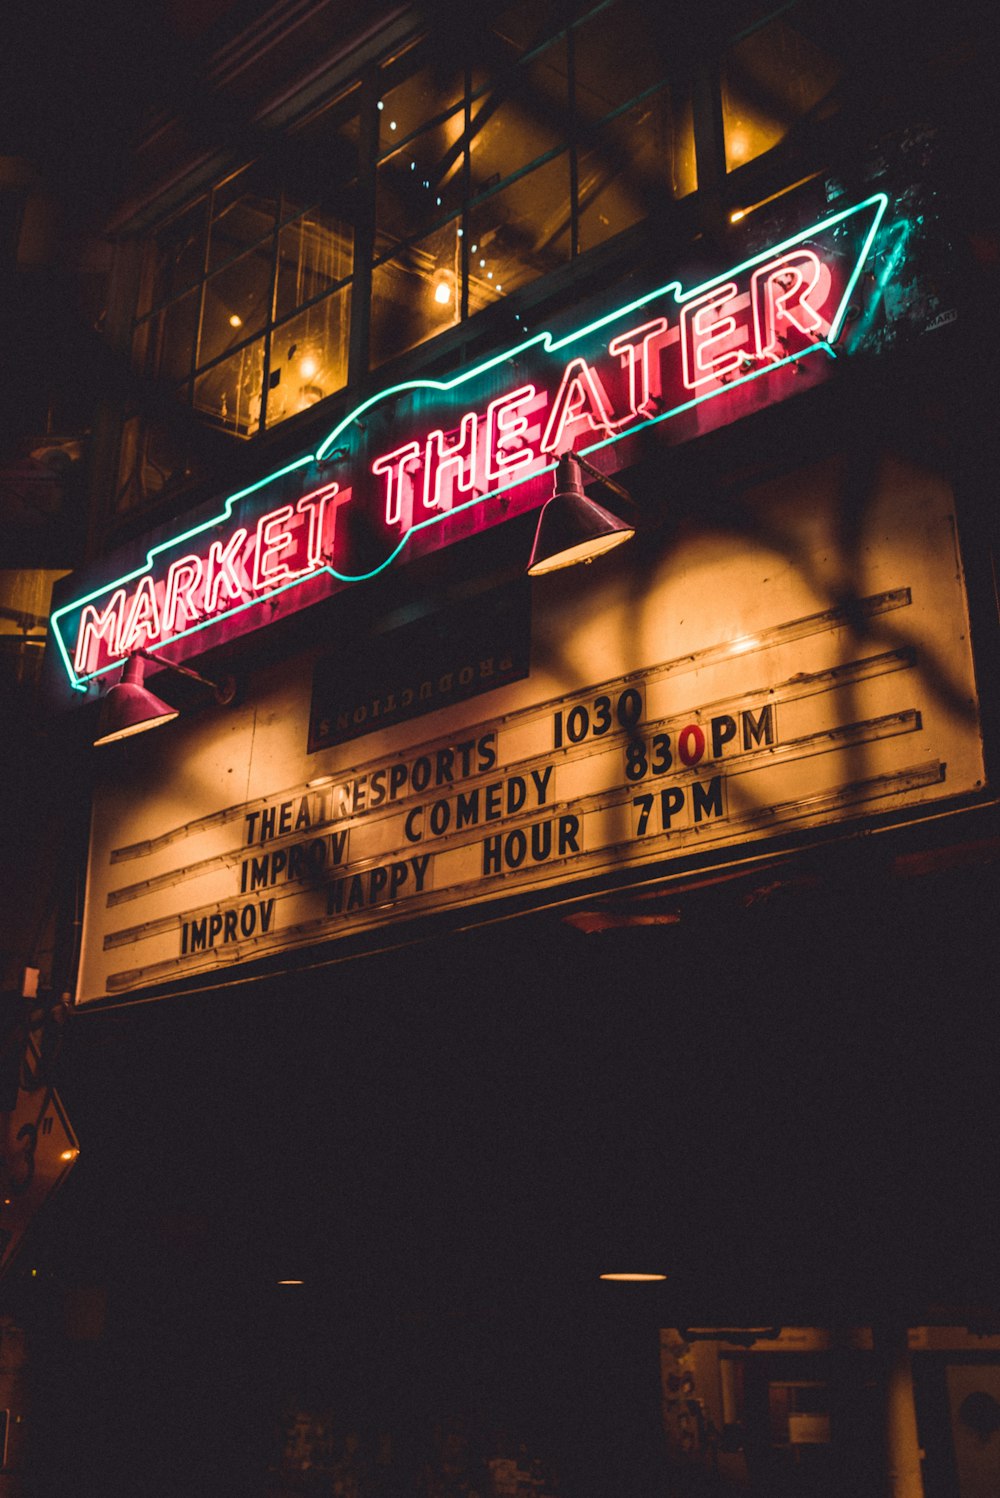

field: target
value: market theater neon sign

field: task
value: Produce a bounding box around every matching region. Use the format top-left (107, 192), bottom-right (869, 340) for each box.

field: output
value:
top-left (52, 193), bottom-right (888, 692)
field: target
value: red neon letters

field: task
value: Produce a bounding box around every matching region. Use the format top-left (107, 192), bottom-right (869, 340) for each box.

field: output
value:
top-left (64, 190), bottom-right (887, 686)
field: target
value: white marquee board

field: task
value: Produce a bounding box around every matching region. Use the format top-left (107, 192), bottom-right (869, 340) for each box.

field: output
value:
top-left (77, 454), bottom-right (986, 1001)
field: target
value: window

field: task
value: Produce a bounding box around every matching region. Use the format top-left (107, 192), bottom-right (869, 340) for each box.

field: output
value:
top-left (121, 1), bottom-right (862, 516)
top-left (722, 3), bottom-right (842, 173)
top-left (370, 0), bottom-right (696, 367)
top-left (127, 89), bottom-right (359, 455)
top-left (121, 0), bottom-right (696, 495)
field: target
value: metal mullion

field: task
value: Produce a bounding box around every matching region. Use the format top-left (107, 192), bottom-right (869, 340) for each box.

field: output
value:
top-left (271, 269), bottom-right (355, 331)
top-left (257, 218), bottom-right (281, 434)
top-left (691, 57), bottom-right (728, 239)
top-left (348, 66), bottom-right (379, 385)
top-left (568, 16), bottom-right (579, 259)
top-left (460, 64), bottom-right (471, 325)
top-left (371, 205), bottom-right (463, 274)
top-left (375, 99), bottom-right (463, 168)
top-left (189, 323), bottom-right (272, 384)
top-left (188, 183), bottom-right (216, 397)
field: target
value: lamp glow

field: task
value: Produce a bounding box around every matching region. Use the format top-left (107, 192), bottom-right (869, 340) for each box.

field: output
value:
top-left (599, 1272), bottom-right (667, 1281)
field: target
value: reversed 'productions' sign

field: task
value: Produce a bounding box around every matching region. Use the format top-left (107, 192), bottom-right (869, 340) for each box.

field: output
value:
top-left (308, 580), bottom-right (532, 750)
top-left (75, 454), bottom-right (984, 1001)
top-left (50, 193), bottom-right (888, 701)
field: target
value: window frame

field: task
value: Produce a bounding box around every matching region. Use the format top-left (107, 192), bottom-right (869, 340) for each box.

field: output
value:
top-left (114, 0), bottom-right (847, 523)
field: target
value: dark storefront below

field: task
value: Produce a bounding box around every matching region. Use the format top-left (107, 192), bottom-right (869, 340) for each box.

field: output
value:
top-left (5, 842), bottom-right (997, 1498)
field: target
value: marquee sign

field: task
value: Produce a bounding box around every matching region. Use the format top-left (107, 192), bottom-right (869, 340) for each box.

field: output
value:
top-left (50, 193), bottom-right (888, 699)
top-left (75, 449), bottom-right (984, 1002)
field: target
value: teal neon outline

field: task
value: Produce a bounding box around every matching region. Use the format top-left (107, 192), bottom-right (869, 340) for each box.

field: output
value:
top-left (53, 192), bottom-right (888, 692)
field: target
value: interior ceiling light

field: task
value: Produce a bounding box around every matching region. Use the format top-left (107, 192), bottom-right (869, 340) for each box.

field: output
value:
top-left (94, 650), bottom-right (236, 747)
top-left (432, 270), bottom-right (453, 306)
top-left (229, 313), bottom-right (243, 328)
top-left (599, 1272), bottom-right (667, 1282)
top-left (527, 452), bottom-right (636, 576)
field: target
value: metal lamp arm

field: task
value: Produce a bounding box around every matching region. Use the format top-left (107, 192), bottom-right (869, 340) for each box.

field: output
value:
top-left (571, 451), bottom-right (637, 510)
top-left (135, 648), bottom-right (236, 705)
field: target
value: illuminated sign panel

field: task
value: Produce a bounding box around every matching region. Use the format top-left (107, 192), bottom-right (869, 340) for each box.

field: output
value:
top-left (51, 195), bottom-right (887, 697)
top-left (75, 452), bottom-right (984, 1001)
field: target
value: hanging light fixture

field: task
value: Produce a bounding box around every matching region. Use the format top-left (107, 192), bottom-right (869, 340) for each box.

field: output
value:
top-left (527, 453), bottom-right (636, 576)
top-left (94, 651), bottom-right (236, 747)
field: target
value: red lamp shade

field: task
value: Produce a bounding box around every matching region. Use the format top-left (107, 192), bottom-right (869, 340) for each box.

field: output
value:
top-left (94, 654), bottom-right (179, 746)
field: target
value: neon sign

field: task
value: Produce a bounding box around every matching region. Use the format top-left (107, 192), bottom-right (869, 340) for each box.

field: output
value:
top-left (51, 194), bottom-right (888, 694)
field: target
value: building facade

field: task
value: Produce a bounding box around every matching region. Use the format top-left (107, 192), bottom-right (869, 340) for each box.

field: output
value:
top-left (8, 0), bottom-right (1000, 1494)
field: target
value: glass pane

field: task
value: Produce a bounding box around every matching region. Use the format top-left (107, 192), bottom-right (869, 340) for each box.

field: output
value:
top-left (722, 9), bottom-right (841, 172)
top-left (142, 199), bottom-right (207, 312)
top-left (116, 411), bottom-right (194, 515)
top-left (490, 0), bottom-right (567, 61)
top-left (370, 220), bottom-right (461, 369)
top-left (467, 154), bottom-right (570, 312)
top-left (264, 287), bottom-right (352, 428)
top-left (577, 85), bottom-right (695, 253)
top-left (193, 336), bottom-right (265, 438)
top-left (198, 246), bottom-right (273, 369)
top-left (276, 207), bottom-right (354, 321)
top-left (468, 41), bottom-right (568, 196)
top-left (378, 61), bottom-right (464, 151)
top-left (574, 0), bottom-right (670, 126)
top-left (376, 114), bottom-right (465, 244)
top-left (209, 164), bottom-right (278, 270)
top-left (135, 290), bottom-right (198, 386)
top-left (281, 95), bottom-right (360, 221)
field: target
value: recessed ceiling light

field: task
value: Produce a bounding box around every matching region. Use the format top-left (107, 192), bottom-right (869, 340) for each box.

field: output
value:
top-left (599, 1272), bottom-right (667, 1282)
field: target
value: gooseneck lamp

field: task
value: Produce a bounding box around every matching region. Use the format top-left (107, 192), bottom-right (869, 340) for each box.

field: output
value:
top-left (94, 650), bottom-right (236, 747)
top-left (527, 452), bottom-right (636, 576)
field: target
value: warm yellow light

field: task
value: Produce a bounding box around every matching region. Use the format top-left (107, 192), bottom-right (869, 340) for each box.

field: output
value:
top-left (434, 280), bottom-right (451, 305)
top-left (725, 173), bottom-right (823, 227)
top-left (599, 1272), bottom-right (667, 1282)
top-left (278, 1278), bottom-right (304, 1285)
top-left (60, 1149), bottom-right (78, 1161)
top-left (300, 355), bottom-right (319, 381)
top-left (229, 313), bottom-right (243, 328)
